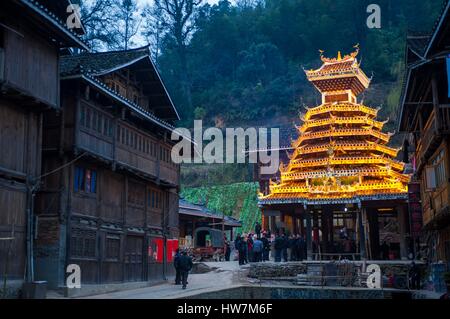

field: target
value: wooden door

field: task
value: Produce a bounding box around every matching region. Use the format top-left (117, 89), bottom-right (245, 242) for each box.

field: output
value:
top-left (124, 235), bottom-right (143, 282)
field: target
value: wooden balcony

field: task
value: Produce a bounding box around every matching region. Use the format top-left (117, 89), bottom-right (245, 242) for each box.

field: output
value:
top-left (416, 107), bottom-right (450, 172)
top-left (75, 116), bottom-right (179, 186)
top-left (0, 26), bottom-right (59, 107)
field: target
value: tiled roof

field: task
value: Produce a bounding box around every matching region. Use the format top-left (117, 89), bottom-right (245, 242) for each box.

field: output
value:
top-left (179, 199), bottom-right (242, 227)
top-left (60, 46), bottom-right (150, 76)
top-left (60, 46), bottom-right (183, 129)
top-left (18, 0), bottom-right (89, 50)
top-left (318, 60), bottom-right (355, 74)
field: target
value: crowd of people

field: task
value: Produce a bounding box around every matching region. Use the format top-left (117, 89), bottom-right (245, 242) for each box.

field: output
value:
top-left (232, 229), bottom-right (309, 264)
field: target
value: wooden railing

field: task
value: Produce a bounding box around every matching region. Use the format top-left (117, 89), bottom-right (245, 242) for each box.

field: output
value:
top-left (76, 116), bottom-right (179, 186)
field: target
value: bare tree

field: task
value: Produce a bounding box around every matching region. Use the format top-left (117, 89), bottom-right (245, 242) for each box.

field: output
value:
top-left (141, 4), bottom-right (166, 64)
top-left (79, 0), bottom-right (117, 51)
top-left (110, 0), bottom-right (142, 50)
top-left (154, 0), bottom-right (203, 111)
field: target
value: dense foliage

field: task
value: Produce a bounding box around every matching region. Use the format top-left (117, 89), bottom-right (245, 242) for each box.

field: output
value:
top-left (157, 0), bottom-right (443, 127)
top-left (181, 182), bottom-right (262, 233)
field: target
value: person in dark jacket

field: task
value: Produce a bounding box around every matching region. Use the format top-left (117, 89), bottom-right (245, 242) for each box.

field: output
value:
top-left (235, 235), bottom-right (246, 265)
top-left (409, 262), bottom-right (421, 290)
top-left (274, 234), bottom-right (284, 262)
top-left (281, 234), bottom-right (288, 262)
top-left (173, 249), bottom-right (181, 285)
top-left (255, 223), bottom-right (262, 239)
top-left (296, 235), bottom-right (306, 261)
top-left (176, 251), bottom-right (193, 289)
top-left (261, 233), bottom-right (270, 261)
top-left (224, 240), bottom-right (231, 261)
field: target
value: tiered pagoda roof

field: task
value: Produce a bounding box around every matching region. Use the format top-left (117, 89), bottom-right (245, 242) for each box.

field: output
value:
top-left (259, 46), bottom-right (410, 205)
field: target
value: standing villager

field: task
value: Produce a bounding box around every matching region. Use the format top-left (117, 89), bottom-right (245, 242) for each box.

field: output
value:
top-left (174, 249), bottom-right (181, 285)
top-left (296, 235), bottom-right (306, 261)
top-left (261, 233), bottom-right (271, 262)
top-left (380, 241), bottom-right (390, 260)
top-left (225, 239), bottom-right (231, 261)
top-left (409, 262), bottom-right (421, 290)
top-left (281, 233), bottom-right (289, 262)
top-left (247, 234), bottom-right (254, 262)
top-left (252, 235), bottom-right (263, 262)
top-left (255, 222), bottom-right (262, 239)
top-left (176, 251), bottom-right (193, 289)
top-left (274, 233), bottom-right (284, 262)
top-left (235, 235), bottom-right (245, 265)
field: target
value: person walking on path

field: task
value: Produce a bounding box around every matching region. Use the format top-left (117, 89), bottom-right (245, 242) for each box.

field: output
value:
top-left (252, 235), bottom-right (263, 262)
top-left (176, 251), bottom-right (193, 289)
top-left (173, 249), bottom-right (181, 285)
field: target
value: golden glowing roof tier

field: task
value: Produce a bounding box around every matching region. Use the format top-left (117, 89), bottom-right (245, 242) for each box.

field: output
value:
top-left (303, 103), bottom-right (379, 121)
top-left (299, 116), bottom-right (387, 133)
top-left (294, 142), bottom-right (400, 158)
top-left (305, 46), bottom-right (371, 96)
top-left (259, 46), bottom-right (410, 205)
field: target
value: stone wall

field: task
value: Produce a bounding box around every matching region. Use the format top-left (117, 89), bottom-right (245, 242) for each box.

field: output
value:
top-left (248, 262), bottom-right (307, 278)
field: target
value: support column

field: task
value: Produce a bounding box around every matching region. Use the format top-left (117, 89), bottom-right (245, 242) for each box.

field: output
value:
top-left (397, 205), bottom-right (408, 260)
top-left (358, 209), bottom-right (366, 259)
top-left (306, 211), bottom-right (313, 260)
top-left (368, 208), bottom-right (380, 260)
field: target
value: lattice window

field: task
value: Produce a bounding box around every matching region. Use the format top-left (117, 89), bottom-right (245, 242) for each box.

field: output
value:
top-left (70, 229), bottom-right (97, 259)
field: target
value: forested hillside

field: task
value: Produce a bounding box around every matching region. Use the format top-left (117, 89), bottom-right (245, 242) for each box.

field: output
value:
top-left (181, 182), bottom-right (261, 233)
top-left (157, 0), bottom-right (443, 128)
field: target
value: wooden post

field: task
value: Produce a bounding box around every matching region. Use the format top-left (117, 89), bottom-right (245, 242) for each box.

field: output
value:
top-left (306, 210), bottom-right (313, 260)
top-left (431, 71), bottom-right (441, 131)
top-left (358, 209), bottom-right (366, 259)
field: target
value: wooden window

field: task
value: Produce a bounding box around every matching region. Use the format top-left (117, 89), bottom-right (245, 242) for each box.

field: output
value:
top-left (70, 229), bottom-right (97, 259)
top-left (103, 117), bottom-right (108, 136)
top-left (105, 235), bottom-right (121, 261)
top-left (128, 180), bottom-right (145, 206)
top-left (148, 188), bottom-right (162, 210)
top-left (80, 105), bottom-right (86, 126)
top-left (86, 108), bottom-right (91, 129)
top-left (432, 149), bottom-right (446, 187)
top-left (117, 125), bottom-right (121, 142)
top-left (108, 120), bottom-right (113, 137)
top-left (92, 110), bottom-right (98, 132)
top-left (74, 166), bottom-right (97, 193)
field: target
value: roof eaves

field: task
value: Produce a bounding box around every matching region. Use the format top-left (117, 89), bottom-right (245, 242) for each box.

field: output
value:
top-left (62, 73), bottom-right (177, 133)
top-left (19, 0), bottom-right (90, 51)
top-left (424, 0), bottom-right (450, 58)
top-left (146, 56), bottom-right (181, 121)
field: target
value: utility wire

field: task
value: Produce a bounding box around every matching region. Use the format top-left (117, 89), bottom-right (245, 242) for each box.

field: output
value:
top-left (38, 152), bottom-right (87, 179)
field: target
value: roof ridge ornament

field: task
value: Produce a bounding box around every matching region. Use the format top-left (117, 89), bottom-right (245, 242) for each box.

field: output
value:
top-left (319, 44), bottom-right (360, 63)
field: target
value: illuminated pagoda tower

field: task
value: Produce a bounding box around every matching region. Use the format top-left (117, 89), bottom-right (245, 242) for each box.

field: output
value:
top-left (258, 46), bottom-right (411, 260)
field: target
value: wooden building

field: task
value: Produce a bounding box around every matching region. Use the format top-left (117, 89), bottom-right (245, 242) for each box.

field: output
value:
top-left (178, 199), bottom-right (242, 248)
top-left (258, 47), bottom-right (412, 261)
top-left (0, 0), bottom-right (88, 293)
top-left (398, 0), bottom-right (450, 268)
top-left (34, 46), bottom-right (182, 288)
